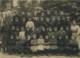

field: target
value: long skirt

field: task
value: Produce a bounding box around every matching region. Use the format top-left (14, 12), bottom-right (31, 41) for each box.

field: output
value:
top-left (31, 45), bottom-right (38, 52)
top-left (37, 44), bottom-right (44, 51)
top-left (76, 36), bottom-right (80, 49)
top-left (44, 45), bottom-right (50, 50)
top-left (50, 45), bottom-right (58, 50)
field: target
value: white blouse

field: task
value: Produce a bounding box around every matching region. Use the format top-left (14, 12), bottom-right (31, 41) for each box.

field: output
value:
top-left (19, 31), bottom-right (25, 40)
top-left (26, 21), bottom-right (35, 28)
top-left (71, 25), bottom-right (79, 34)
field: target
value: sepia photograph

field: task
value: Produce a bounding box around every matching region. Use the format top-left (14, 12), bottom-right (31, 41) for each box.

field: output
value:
top-left (0, 0), bottom-right (80, 58)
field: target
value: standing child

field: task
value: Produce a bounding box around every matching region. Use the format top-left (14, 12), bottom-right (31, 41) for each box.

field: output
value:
top-left (57, 27), bottom-right (66, 54)
top-left (19, 27), bottom-right (26, 56)
top-left (7, 35), bottom-right (16, 54)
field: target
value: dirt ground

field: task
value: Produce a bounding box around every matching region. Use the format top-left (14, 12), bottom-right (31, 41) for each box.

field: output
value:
top-left (0, 52), bottom-right (80, 58)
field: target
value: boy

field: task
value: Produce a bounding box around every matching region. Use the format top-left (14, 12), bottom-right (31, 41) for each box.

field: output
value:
top-left (50, 27), bottom-right (58, 55)
top-left (33, 16), bottom-right (39, 27)
top-left (64, 35), bottom-right (69, 54)
top-left (61, 16), bottom-right (66, 30)
top-left (10, 26), bottom-right (16, 35)
top-left (56, 16), bottom-right (61, 30)
top-left (14, 17), bottom-right (20, 29)
top-left (21, 18), bottom-right (27, 28)
top-left (65, 27), bottom-right (72, 40)
top-left (44, 35), bottom-right (50, 56)
top-left (39, 17), bottom-right (45, 27)
top-left (45, 17), bottom-right (51, 28)
top-left (51, 16), bottom-right (56, 29)
top-left (57, 27), bottom-right (66, 54)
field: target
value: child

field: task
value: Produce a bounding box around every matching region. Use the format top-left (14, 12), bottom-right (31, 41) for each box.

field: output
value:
top-left (37, 35), bottom-right (45, 56)
top-left (19, 27), bottom-right (26, 40)
top-left (64, 35), bottom-right (69, 54)
top-left (47, 27), bottom-right (53, 39)
top-left (61, 16), bottom-right (66, 30)
top-left (56, 16), bottom-right (61, 30)
top-left (10, 26), bottom-right (16, 35)
top-left (57, 27), bottom-right (66, 54)
top-left (50, 35), bottom-right (58, 55)
top-left (58, 27), bottom-right (66, 44)
top-left (31, 34), bottom-right (38, 56)
top-left (65, 27), bottom-right (72, 40)
top-left (45, 17), bottom-right (50, 28)
top-left (21, 18), bottom-right (26, 28)
top-left (44, 35), bottom-right (50, 56)
top-left (26, 35), bottom-right (31, 56)
top-left (14, 17), bottom-right (20, 29)
top-left (68, 36), bottom-right (78, 55)
top-left (33, 16), bottom-right (39, 27)
top-left (18, 27), bottom-right (26, 56)
top-left (26, 18), bottom-right (35, 30)
top-left (51, 16), bottom-right (56, 29)
top-left (65, 16), bottom-right (71, 27)
top-left (7, 35), bottom-right (16, 54)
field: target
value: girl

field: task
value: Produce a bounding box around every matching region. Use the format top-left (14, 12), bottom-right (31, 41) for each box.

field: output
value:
top-left (19, 27), bottom-right (26, 40)
top-left (31, 34), bottom-right (38, 56)
top-left (18, 27), bottom-right (26, 56)
top-left (26, 18), bottom-right (35, 30)
top-left (37, 35), bottom-right (45, 55)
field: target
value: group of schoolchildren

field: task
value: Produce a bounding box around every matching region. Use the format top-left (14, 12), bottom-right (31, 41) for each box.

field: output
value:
top-left (1, 1), bottom-right (80, 56)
